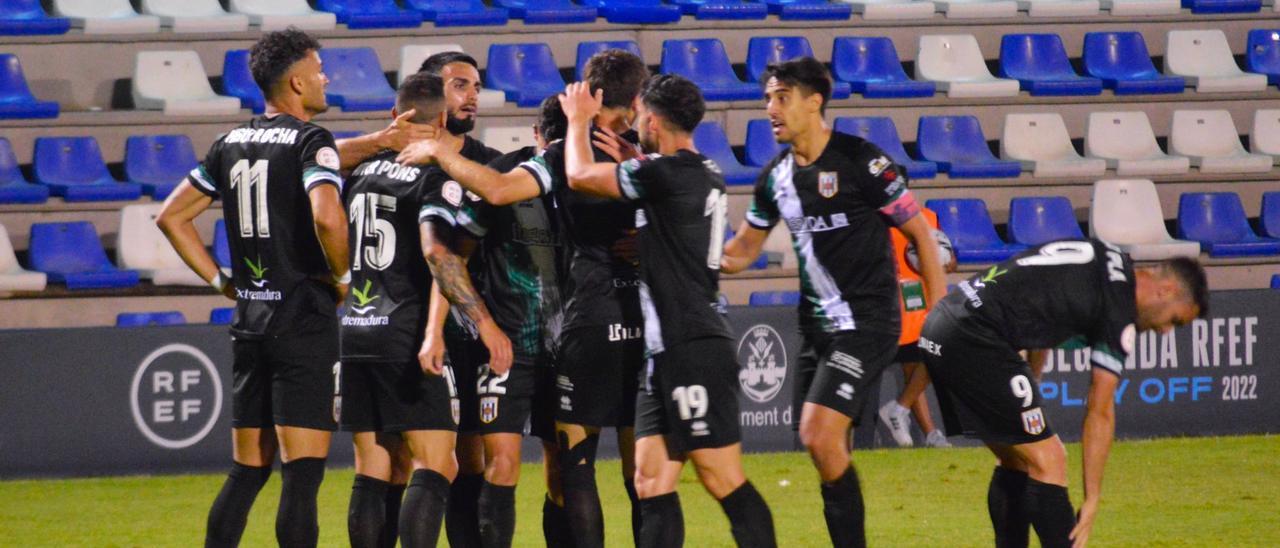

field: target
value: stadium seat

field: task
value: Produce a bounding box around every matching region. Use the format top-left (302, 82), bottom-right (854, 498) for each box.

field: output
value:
top-left (841, 0), bottom-right (937, 20)
top-left (33, 137), bottom-right (142, 202)
top-left (0, 54), bottom-right (58, 119)
top-left (1008, 196), bottom-right (1085, 245)
top-left (492, 0), bottom-right (597, 23)
top-left (1082, 32), bottom-right (1186, 95)
top-left (831, 37), bottom-right (935, 99)
top-left (999, 34), bottom-right (1103, 96)
top-left (486, 43), bottom-right (566, 108)
top-left (0, 223), bottom-right (46, 293)
top-left (1016, 0), bottom-right (1099, 15)
top-left (398, 45), bottom-right (505, 108)
top-left (1001, 113), bottom-right (1106, 178)
top-left (124, 135), bottom-right (198, 199)
top-left (221, 50), bottom-right (264, 114)
top-left (0, 138), bottom-right (49, 204)
top-left (404, 0), bottom-right (508, 26)
top-left (744, 119), bottom-right (786, 167)
top-left (209, 307), bottom-right (234, 325)
top-left (481, 125), bottom-right (536, 154)
top-left (667, 0), bottom-right (769, 19)
top-left (320, 48), bottom-right (397, 112)
top-left (1177, 193), bottom-right (1280, 257)
top-left (1252, 109), bottom-right (1280, 162)
top-left (575, 41), bottom-right (644, 81)
top-left (693, 122), bottom-right (758, 185)
top-left (1099, 0), bottom-right (1180, 13)
top-left (1273, 274), bottom-right (1280, 289)
top-left (28, 222), bottom-right (140, 289)
top-left (227, 0), bottom-right (337, 30)
top-left (133, 51), bottom-right (241, 116)
top-left (757, 0), bottom-right (853, 20)
top-left (580, 0), bottom-right (681, 23)
top-left (0, 0), bottom-right (71, 35)
top-left (1181, 0), bottom-right (1260, 12)
top-left (746, 37), bottom-right (851, 98)
top-left (749, 290), bottom-right (801, 306)
top-left (1089, 179), bottom-right (1199, 260)
top-left (1085, 112), bottom-right (1191, 176)
top-left (926, 199), bottom-right (1028, 263)
top-left (1170, 110), bottom-right (1272, 174)
top-left (917, 116), bottom-right (1021, 179)
top-left (139, 0), bottom-right (249, 32)
top-left (1262, 192), bottom-right (1280, 238)
top-left (49, 0), bottom-right (160, 34)
top-left (1165, 30), bottom-right (1269, 93)
top-left (314, 0), bottom-right (422, 29)
top-left (832, 117), bottom-right (937, 179)
top-left (661, 39), bottom-right (763, 102)
top-left (1247, 29), bottom-right (1280, 86)
top-left (117, 204), bottom-right (207, 286)
top-left (213, 219), bottom-right (231, 269)
top-left (933, 0), bottom-right (1018, 17)
top-left (116, 311), bottom-right (186, 327)
top-left (916, 35), bottom-right (1020, 98)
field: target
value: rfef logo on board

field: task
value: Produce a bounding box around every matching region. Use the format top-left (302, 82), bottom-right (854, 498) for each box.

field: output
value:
top-left (737, 324), bottom-right (788, 404)
top-left (130, 344), bottom-right (223, 450)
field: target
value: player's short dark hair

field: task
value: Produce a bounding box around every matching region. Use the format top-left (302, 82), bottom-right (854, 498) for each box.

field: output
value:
top-left (639, 74), bottom-right (704, 134)
top-left (1159, 257), bottom-right (1210, 318)
top-left (583, 49), bottom-right (649, 109)
top-left (763, 57), bottom-right (833, 114)
top-left (396, 72), bottom-right (446, 123)
top-left (249, 28), bottom-right (321, 98)
top-left (418, 51), bottom-right (478, 76)
top-left (536, 95), bottom-right (567, 142)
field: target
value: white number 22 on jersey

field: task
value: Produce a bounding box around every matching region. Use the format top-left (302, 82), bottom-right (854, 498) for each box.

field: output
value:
top-left (705, 188), bottom-right (727, 269)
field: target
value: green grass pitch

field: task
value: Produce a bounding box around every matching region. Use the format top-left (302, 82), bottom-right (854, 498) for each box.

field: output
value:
top-left (1, 435), bottom-right (1275, 546)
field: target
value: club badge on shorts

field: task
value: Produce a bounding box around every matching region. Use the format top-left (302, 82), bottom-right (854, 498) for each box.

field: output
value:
top-left (1021, 407), bottom-right (1045, 435)
top-left (818, 171), bottom-right (839, 199)
top-left (480, 396), bottom-right (499, 424)
top-left (451, 398), bottom-right (461, 426)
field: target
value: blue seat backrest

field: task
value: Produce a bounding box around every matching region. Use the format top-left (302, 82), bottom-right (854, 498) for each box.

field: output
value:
top-left (1000, 34), bottom-right (1077, 79)
top-left (209, 307), bottom-right (234, 325)
top-left (832, 116), bottom-right (912, 164)
top-left (1261, 192), bottom-right (1280, 238)
top-left (1008, 196), bottom-right (1084, 245)
top-left (125, 135), bottom-right (198, 186)
top-left (117, 311), bottom-right (187, 327)
top-left (222, 50), bottom-right (265, 113)
top-left (1178, 192), bottom-right (1256, 242)
top-left (745, 36), bottom-right (815, 82)
top-left (917, 116), bottom-right (994, 162)
top-left (749, 290), bottom-right (801, 306)
top-left (487, 43), bottom-right (565, 90)
top-left (319, 48), bottom-right (394, 96)
top-left (831, 36), bottom-right (906, 81)
top-left (33, 137), bottom-right (114, 186)
top-left (661, 39), bottom-right (739, 86)
top-left (927, 199), bottom-right (1005, 247)
top-left (1083, 32), bottom-right (1159, 79)
top-left (29, 221), bottom-right (111, 273)
top-left (692, 122), bottom-right (739, 164)
top-left (0, 54), bottom-right (37, 102)
top-left (744, 119), bottom-right (786, 166)
top-left (1247, 29), bottom-right (1280, 78)
top-left (575, 40), bottom-right (643, 80)
top-left (213, 219), bottom-right (231, 269)
top-left (0, 137), bottom-right (28, 185)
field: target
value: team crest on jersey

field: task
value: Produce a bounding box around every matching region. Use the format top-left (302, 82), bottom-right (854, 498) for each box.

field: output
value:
top-left (480, 396), bottom-right (499, 424)
top-left (818, 172), bottom-right (839, 199)
top-left (443, 181), bottom-right (464, 206)
top-left (316, 147), bottom-right (340, 171)
top-left (1021, 407), bottom-right (1046, 435)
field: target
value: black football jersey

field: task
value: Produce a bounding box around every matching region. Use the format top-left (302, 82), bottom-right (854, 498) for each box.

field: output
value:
top-left (188, 114), bottom-right (342, 338)
top-left (615, 150), bottom-right (732, 356)
top-left (439, 135), bottom-right (504, 343)
top-left (934, 239), bottom-right (1138, 376)
top-left (747, 131), bottom-right (914, 336)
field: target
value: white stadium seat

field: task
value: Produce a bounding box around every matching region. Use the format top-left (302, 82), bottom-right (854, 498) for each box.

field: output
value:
top-left (1085, 111), bottom-right (1191, 176)
top-left (132, 51), bottom-right (242, 116)
top-left (1001, 113), bottom-right (1107, 178)
top-left (1251, 109), bottom-right (1280, 164)
top-left (117, 205), bottom-right (208, 287)
top-left (933, 0), bottom-right (1018, 18)
top-left (1169, 110), bottom-right (1273, 174)
top-left (50, 0), bottom-right (161, 34)
top-left (840, 0), bottom-right (937, 20)
top-left (915, 35), bottom-right (1021, 98)
top-left (1090, 179), bottom-right (1200, 260)
top-left (0, 223), bottom-right (47, 294)
top-left (1017, 0), bottom-right (1100, 16)
top-left (399, 45), bottom-right (507, 109)
top-left (1165, 30), bottom-right (1269, 93)
top-left (227, 0), bottom-right (337, 31)
top-left (1099, 0), bottom-right (1180, 14)
top-left (140, 0), bottom-right (250, 33)
top-left (481, 126), bottom-right (537, 154)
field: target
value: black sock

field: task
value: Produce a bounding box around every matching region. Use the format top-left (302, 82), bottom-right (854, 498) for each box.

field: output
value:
top-left (205, 462), bottom-right (271, 548)
top-left (477, 481), bottom-right (516, 548)
top-left (542, 495), bottom-right (576, 548)
top-left (399, 469), bottom-right (450, 548)
top-left (719, 481), bottom-right (777, 548)
top-left (348, 475), bottom-right (389, 548)
top-left (820, 467), bottom-right (866, 548)
top-left (1022, 479), bottom-right (1075, 548)
top-left (988, 467), bottom-right (1030, 548)
top-left (624, 479), bottom-right (642, 546)
top-left (381, 483), bottom-right (406, 548)
top-left (561, 464), bottom-right (603, 548)
top-left (446, 473), bottom-right (483, 548)
top-left (277, 457), bottom-right (326, 548)
top-left (638, 493), bottom-right (684, 548)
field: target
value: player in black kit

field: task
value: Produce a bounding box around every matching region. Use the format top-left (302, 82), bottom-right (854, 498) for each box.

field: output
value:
top-left (156, 29), bottom-right (350, 548)
top-left (920, 241), bottom-right (1206, 548)
top-left (721, 58), bottom-right (948, 548)
top-left (559, 76), bottom-right (777, 548)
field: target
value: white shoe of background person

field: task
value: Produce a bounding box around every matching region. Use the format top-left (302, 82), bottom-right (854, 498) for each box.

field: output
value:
top-left (878, 401), bottom-right (914, 447)
top-left (925, 430), bottom-right (952, 448)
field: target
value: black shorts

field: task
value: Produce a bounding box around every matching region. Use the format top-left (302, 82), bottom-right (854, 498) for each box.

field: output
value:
top-left (338, 359), bottom-right (459, 433)
top-left (792, 330), bottom-right (898, 427)
top-left (556, 324), bottom-right (644, 427)
top-left (919, 312), bottom-right (1054, 445)
top-left (448, 335), bottom-right (485, 435)
top-left (635, 336), bottom-right (741, 454)
top-left (894, 342), bottom-right (924, 364)
top-left (231, 327), bottom-right (339, 431)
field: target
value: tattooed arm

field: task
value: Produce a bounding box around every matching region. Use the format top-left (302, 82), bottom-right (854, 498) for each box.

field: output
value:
top-left (420, 221), bottom-right (513, 375)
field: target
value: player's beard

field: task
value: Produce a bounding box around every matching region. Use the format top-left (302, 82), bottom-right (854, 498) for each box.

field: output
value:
top-left (446, 112), bottom-right (475, 135)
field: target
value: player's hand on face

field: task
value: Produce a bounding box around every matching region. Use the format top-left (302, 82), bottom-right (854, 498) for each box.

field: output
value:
top-left (593, 126), bottom-right (641, 163)
top-left (559, 82), bottom-right (603, 126)
top-left (418, 331), bottom-right (447, 375)
top-left (381, 109), bottom-right (437, 151)
top-left (476, 319), bottom-right (513, 376)
top-left (1070, 501), bottom-right (1099, 548)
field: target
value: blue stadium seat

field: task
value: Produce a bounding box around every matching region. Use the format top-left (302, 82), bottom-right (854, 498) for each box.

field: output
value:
top-left (486, 43), bottom-right (566, 108)
top-left (744, 119), bottom-right (786, 167)
top-left (1273, 274), bottom-right (1280, 289)
top-left (1007, 196), bottom-right (1084, 246)
top-left (404, 0), bottom-right (508, 26)
top-left (209, 307), bottom-right (234, 325)
top-left (693, 122), bottom-right (758, 186)
top-left (917, 116), bottom-right (1021, 179)
top-left (745, 37), bottom-right (850, 98)
top-left (832, 117), bottom-right (937, 179)
top-left (1262, 192), bottom-right (1280, 239)
top-left (666, 0), bottom-right (767, 19)
top-left (493, 0), bottom-right (597, 23)
top-left (28, 222), bottom-right (140, 289)
top-left (0, 137), bottom-right (49, 204)
top-left (124, 135), bottom-right (197, 200)
top-left (757, 0), bottom-right (851, 20)
top-left (213, 219), bottom-right (231, 269)
top-left (749, 290), bottom-right (801, 306)
top-left (33, 137), bottom-right (142, 202)
top-left (1247, 29), bottom-right (1280, 86)
top-left (575, 41), bottom-right (644, 80)
top-left (0, 0), bottom-right (70, 35)
top-left (0, 54), bottom-right (58, 120)
top-left (314, 0), bottom-right (422, 28)
top-left (580, 0), bottom-right (680, 23)
top-left (831, 37), bottom-right (934, 99)
top-left (331, 131), bottom-right (363, 140)
top-left (926, 199), bottom-right (1028, 263)
top-left (1083, 32), bottom-right (1185, 95)
top-left (1177, 192), bottom-right (1280, 257)
top-left (1181, 0), bottom-right (1260, 12)
top-left (116, 311), bottom-right (186, 327)
top-left (221, 50), bottom-right (264, 114)
top-left (319, 48), bottom-right (397, 112)
top-left (725, 228), bottom-right (768, 269)
top-left (661, 39), bottom-right (762, 101)
top-left (999, 34), bottom-right (1103, 96)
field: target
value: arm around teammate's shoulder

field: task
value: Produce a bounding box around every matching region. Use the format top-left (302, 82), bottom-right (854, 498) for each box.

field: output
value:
top-left (1073, 366), bottom-right (1120, 547)
top-left (400, 139), bottom-right (541, 206)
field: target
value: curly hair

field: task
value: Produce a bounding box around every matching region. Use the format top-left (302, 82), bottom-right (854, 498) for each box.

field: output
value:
top-left (249, 27), bottom-right (321, 98)
top-left (536, 95), bottom-right (567, 142)
top-left (639, 74), bottom-right (705, 133)
top-left (583, 49), bottom-right (649, 109)
top-left (418, 51), bottom-right (478, 76)
top-left (762, 57), bottom-right (833, 114)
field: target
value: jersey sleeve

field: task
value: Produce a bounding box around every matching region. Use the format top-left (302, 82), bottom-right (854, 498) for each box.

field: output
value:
top-left (1087, 247), bottom-right (1138, 377)
top-left (615, 153), bottom-right (664, 202)
top-left (417, 172), bottom-right (461, 232)
top-left (745, 165), bottom-right (780, 230)
top-left (186, 135), bottom-right (224, 198)
top-left (852, 143), bottom-right (919, 227)
top-left (516, 142), bottom-right (565, 197)
top-left (299, 128), bottom-right (343, 193)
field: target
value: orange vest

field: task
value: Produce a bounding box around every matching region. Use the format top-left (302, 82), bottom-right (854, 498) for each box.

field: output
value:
top-left (891, 208), bottom-right (939, 346)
